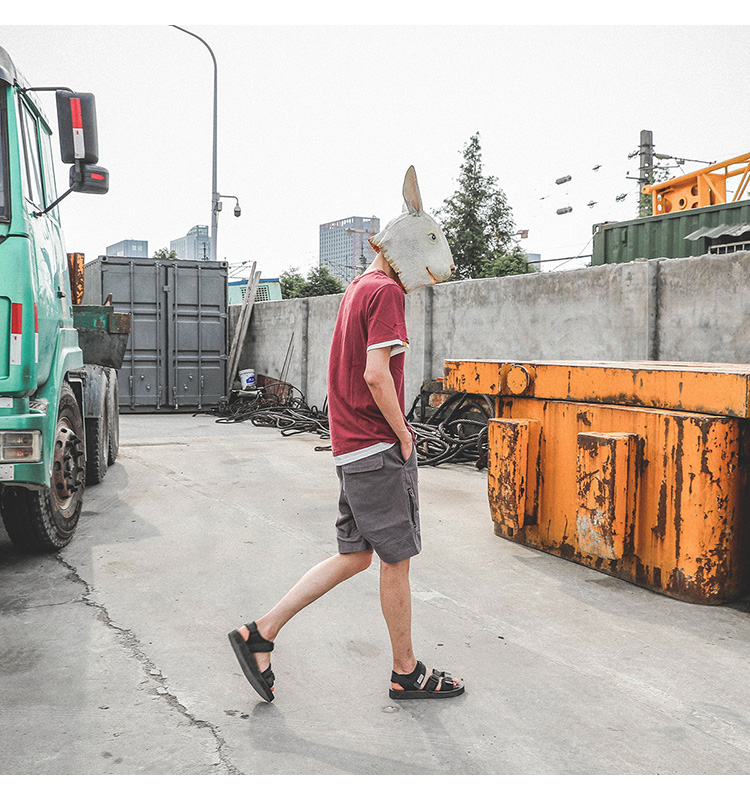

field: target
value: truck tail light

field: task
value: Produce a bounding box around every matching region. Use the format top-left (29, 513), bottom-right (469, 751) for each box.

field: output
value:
top-left (0, 431), bottom-right (42, 463)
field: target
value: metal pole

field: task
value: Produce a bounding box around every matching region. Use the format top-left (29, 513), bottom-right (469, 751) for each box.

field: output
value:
top-left (171, 25), bottom-right (219, 261)
top-left (639, 130), bottom-right (654, 190)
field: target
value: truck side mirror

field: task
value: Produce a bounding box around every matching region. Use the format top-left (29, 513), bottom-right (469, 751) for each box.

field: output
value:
top-left (70, 163), bottom-right (109, 195)
top-left (55, 91), bottom-right (100, 165)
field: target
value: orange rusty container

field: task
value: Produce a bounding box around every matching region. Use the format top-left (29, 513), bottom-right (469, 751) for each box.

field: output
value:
top-left (443, 360), bottom-right (750, 604)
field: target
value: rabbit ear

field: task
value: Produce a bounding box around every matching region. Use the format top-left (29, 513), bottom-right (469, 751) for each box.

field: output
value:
top-left (402, 165), bottom-right (423, 215)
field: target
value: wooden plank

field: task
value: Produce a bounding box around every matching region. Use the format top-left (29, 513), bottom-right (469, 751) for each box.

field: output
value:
top-left (226, 263), bottom-right (261, 386)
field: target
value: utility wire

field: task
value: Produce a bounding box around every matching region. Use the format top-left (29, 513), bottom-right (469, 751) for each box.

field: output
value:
top-left (548, 236), bottom-right (595, 271)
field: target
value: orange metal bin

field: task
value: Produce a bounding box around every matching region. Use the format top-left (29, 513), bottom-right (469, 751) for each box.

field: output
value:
top-left (443, 360), bottom-right (750, 604)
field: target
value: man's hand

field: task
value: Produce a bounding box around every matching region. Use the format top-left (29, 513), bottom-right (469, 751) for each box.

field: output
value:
top-left (399, 435), bottom-right (413, 463)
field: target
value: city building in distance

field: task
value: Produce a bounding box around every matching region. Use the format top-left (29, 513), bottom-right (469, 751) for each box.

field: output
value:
top-left (319, 215), bottom-right (380, 286)
top-left (106, 239), bottom-right (148, 258)
top-left (171, 225), bottom-right (211, 261)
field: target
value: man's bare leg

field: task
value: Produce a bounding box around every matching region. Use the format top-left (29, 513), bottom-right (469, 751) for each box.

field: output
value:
top-left (379, 557), bottom-right (417, 674)
top-left (237, 550), bottom-right (373, 673)
top-left (380, 557), bottom-right (459, 691)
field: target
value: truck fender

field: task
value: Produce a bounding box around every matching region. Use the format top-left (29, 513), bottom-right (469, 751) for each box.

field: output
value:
top-left (81, 364), bottom-right (108, 420)
top-left (80, 365), bottom-right (110, 485)
top-left (67, 370), bottom-right (85, 418)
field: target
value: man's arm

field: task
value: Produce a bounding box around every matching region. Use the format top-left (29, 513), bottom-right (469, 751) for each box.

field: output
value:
top-left (363, 346), bottom-right (413, 461)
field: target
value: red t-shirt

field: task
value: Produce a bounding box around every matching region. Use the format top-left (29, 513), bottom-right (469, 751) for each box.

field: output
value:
top-left (327, 270), bottom-right (409, 460)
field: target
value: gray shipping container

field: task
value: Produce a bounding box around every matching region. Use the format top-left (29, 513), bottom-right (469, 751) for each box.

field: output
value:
top-left (83, 256), bottom-right (228, 411)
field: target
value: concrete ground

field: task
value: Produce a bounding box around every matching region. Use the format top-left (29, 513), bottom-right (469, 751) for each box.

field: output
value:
top-left (2, 412), bottom-right (750, 776)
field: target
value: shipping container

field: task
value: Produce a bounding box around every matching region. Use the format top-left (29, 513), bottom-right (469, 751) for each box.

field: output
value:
top-left (83, 256), bottom-right (228, 411)
top-left (591, 197), bottom-right (750, 265)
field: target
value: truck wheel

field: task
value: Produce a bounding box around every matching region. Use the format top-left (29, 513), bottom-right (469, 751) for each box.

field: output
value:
top-left (85, 388), bottom-right (108, 486)
top-left (106, 368), bottom-right (119, 465)
top-left (0, 383), bottom-right (86, 552)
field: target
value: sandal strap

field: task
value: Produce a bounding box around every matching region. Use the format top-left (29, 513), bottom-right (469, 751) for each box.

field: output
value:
top-left (425, 669), bottom-right (457, 692)
top-left (261, 666), bottom-right (275, 687)
top-left (437, 671), bottom-right (455, 690)
top-left (390, 660), bottom-right (427, 690)
top-left (243, 621), bottom-right (274, 652)
top-left (423, 671), bottom-right (441, 692)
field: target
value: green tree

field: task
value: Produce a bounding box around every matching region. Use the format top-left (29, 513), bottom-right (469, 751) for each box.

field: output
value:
top-left (483, 246), bottom-right (538, 278)
top-left (279, 264), bottom-right (344, 299)
top-left (299, 264), bottom-right (344, 297)
top-left (154, 247), bottom-right (178, 259)
top-left (279, 267), bottom-right (307, 299)
top-left (436, 132), bottom-right (522, 280)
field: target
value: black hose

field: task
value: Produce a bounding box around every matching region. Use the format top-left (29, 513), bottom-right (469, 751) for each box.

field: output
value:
top-left (409, 392), bottom-right (491, 469)
top-left (204, 382), bottom-right (490, 469)
top-left (204, 382), bottom-right (331, 441)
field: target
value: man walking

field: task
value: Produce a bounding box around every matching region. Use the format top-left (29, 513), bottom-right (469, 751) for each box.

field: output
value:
top-left (229, 166), bottom-right (464, 702)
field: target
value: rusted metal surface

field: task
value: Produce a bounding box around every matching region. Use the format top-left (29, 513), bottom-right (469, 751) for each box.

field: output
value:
top-left (67, 252), bottom-right (85, 305)
top-left (576, 432), bottom-right (638, 561)
top-left (444, 359), bottom-right (750, 418)
top-left (445, 360), bottom-right (503, 396)
top-left (488, 418), bottom-right (541, 529)
top-left (72, 305), bottom-right (132, 369)
top-left (444, 359), bottom-right (750, 604)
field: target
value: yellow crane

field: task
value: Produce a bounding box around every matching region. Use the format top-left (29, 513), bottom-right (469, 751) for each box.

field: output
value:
top-left (643, 150), bottom-right (750, 215)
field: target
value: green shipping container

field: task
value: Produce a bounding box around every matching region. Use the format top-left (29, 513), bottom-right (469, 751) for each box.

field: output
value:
top-left (591, 197), bottom-right (750, 265)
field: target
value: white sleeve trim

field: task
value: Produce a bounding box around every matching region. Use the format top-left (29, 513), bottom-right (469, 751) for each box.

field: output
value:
top-left (367, 339), bottom-right (409, 357)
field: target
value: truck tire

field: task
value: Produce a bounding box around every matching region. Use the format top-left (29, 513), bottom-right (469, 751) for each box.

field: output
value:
top-left (106, 368), bottom-right (119, 465)
top-left (0, 382), bottom-right (86, 552)
top-left (85, 390), bottom-right (108, 486)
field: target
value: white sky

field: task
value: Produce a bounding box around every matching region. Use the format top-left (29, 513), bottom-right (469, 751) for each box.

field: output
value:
top-left (2, 6), bottom-right (749, 280)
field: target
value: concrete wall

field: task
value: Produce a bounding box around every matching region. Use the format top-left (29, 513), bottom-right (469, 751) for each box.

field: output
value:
top-left (234, 251), bottom-right (750, 408)
top-left (655, 254), bottom-right (750, 363)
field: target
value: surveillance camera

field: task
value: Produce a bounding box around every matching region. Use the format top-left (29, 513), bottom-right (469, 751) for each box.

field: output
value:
top-left (234, 204), bottom-right (241, 217)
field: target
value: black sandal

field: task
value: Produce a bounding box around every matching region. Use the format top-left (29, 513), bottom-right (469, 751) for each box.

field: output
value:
top-left (228, 622), bottom-right (275, 702)
top-left (389, 660), bottom-right (465, 699)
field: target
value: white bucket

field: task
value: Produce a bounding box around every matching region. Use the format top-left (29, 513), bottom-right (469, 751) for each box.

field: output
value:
top-left (239, 369), bottom-right (256, 389)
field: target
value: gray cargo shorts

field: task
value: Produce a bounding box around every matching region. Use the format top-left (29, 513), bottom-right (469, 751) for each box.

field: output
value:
top-left (335, 443), bottom-right (421, 564)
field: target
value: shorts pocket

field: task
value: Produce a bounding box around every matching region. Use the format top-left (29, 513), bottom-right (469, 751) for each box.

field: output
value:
top-left (341, 453), bottom-right (384, 474)
top-left (394, 442), bottom-right (415, 467)
top-left (407, 486), bottom-right (418, 530)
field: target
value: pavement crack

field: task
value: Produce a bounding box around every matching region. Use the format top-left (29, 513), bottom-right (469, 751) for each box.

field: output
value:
top-left (23, 599), bottom-right (80, 610)
top-left (54, 553), bottom-right (241, 775)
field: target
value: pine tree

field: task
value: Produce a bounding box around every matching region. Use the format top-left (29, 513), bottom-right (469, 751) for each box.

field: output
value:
top-left (436, 132), bottom-right (525, 280)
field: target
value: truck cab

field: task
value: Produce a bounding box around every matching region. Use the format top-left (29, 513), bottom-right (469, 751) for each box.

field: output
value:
top-left (0, 46), bottom-right (116, 552)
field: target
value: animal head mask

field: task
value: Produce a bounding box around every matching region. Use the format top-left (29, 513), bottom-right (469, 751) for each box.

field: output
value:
top-left (369, 166), bottom-right (455, 293)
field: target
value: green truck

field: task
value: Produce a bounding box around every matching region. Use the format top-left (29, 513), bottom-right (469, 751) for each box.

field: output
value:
top-left (0, 46), bottom-right (125, 552)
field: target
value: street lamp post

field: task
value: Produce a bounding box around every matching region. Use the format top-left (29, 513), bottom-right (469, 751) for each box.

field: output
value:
top-left (171, 25), bottom-right (240, 261)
